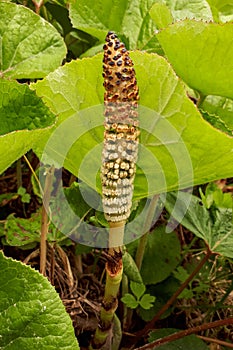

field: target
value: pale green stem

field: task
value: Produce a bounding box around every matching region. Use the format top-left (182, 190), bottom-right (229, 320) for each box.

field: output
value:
top-left (90, 223), bottom-right (124, 349)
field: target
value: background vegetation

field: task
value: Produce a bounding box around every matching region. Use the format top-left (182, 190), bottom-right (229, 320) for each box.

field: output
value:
top-left (0, 0), bottom-right (232, 349)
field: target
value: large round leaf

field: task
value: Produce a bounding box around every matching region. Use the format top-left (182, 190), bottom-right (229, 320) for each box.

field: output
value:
top-left (69, 0), bottom-right (160, 51)
top-left (163, 0), bottom-right (212, 21)
top-left (157, 20), bottom-right (233, 98)
top-left (34, 52), bottom-right (233, 199)
top-left (0, 2), bottom-right (67, 79)
top-left (0, 251), bottom-right (79, 350)
top-left (0, 80), bottom-right (56, 174)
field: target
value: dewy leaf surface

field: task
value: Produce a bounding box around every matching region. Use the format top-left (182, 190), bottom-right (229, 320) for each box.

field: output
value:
top-left (157, 21), bottom-right (233, 99)
top-left (0, 80), bottom-right (56, 174)
top-left (0, 2), bottom-right (67, 79)
top-left (34, 52), bottom-right (233, 199)
top-left (0, 251), bottom-right (79, 350)
top-left (69, 0), bottom-right (159, 50)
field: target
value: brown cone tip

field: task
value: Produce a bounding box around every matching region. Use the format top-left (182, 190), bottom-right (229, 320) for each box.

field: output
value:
top-left (101, 31), bottom-right (139, 223)
top-left (103, 31), bottom-right (139, 103)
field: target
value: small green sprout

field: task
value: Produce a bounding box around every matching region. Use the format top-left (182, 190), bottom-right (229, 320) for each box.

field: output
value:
top-left (121, 281), bottom-right (155, 310)
top-left (17, 186), bottom-right (31, 204)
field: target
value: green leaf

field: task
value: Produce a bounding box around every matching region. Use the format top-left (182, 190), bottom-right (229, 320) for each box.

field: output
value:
top-left (21, 193), bottom-right (31, 204)
top-left (64, 182), bottom-right (98, 218)
top-left (141, 226), bottom-right (180, 284)
top-left (3, 209), bottom-right (71, 249)
top-left (121, 293), bottom-right (138, 309)
top-left (0, 80), bottom-right (55, 135)
top-left (149, 3), bottom-right (173, 29)
top-left (172, 266), bottom-right (194, 298)
top-left (0, 2), bottom-right (67, 79)
top-left (0, 251), bottom-right (79, 350)
top-left (139, 294), bottom-right (155, 310)
top-left (130, 281), bottom-right (146, 299)
top-left (112, 314), bottom-right (122, 350)
top-left (207, 0), bottom-right (233, 22)
top-left (65, 29), bottom-right (98, 58)
top-left (165, 191), bottom-right (233, 257)
top-left (139, 277), bottom-right (180, 321)
top-left (0, 80), bottom-right (56, 174)
top-left (164, 0), bottom-right (213, 21)
top-left (122, 251), bottom-right (143, 284)
top-left (203, 182), bottom-right (233, 209)
top-left (69, 0), bottom-right (159, 50)
top-left (149, 328), bottom-right (209, 349)
top-left (157, 20), bottom-right (233, 99)
top-left (17, 187), bottom-right (31, 203)
top-left (200, 109), bottom-right (233, 136)
top-left (34, 52), bottom-right (233, 198)
top-left (17, 187), bottom-right (26, 196)
top-left (4, 213), bottom-right (39, 248)
top-left (45, 2), bottom-right (72, 36)
top-left (0, 193), bottom-right (19, 208)
top-left (201, 95), bottom-right (233, 130)
top-left (173, 266), bottom-right (190, 283)
top-left (80, 43), bottom-right (104, 58)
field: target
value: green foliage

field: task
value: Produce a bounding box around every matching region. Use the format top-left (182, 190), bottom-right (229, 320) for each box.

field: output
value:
top-left (122, 251), bottom-right (143, 284)
top-left (163, 0), bottom-right (213, 21)
top-left (207, 0), bottom-right (233, 22)
top-left (0, 80), bottom-right (56, 174)
top-left (140, 226), bottom-right (181, 284)
top-left (2, 210), bottom-right (72, 249)
top-left (0, 80), bottom-right (55, 135)
top-left (173, 266), bottom-right (209, 299)
top-left (201, 95), bottom-right (233, 130)
top-left (199, 182), bottom-right (233, 209)
top-left (112, 314), bottom-right (122, 350)
top-left (17, 187), bottom-right (31, 204)
top-left (0, 1), bottom-right (232, 193)
top-left (0, 251), bottom-right (79, 350)
top-left (0, 0), bottom-right (233, 347)
top-left (165, 191), bottom-right (233, 257)
top-left (0, 2), bottom-right (67, 79)
top-left (149, 3), bottom-right (173, 29)
top-left (121, 281), bottom-right (155, 310)
top-left (149, 328), bottom-right (209, 349)
top-left (200, 109), bottom-right (233, 136)
top-left (34, 51), bottom-right (233, 197)
top-left (157, 20), bottom-right (233, 98)
top-left (139, 277), bottom-right (180, 321)
top-left (69, 0), bottom-right (159, 50)
top-left (121, 293), bottom-right (139, 309)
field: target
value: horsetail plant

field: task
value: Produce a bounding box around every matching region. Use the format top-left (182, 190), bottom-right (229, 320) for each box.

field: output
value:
top-left (90, 31), bottom-right (140, 349)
